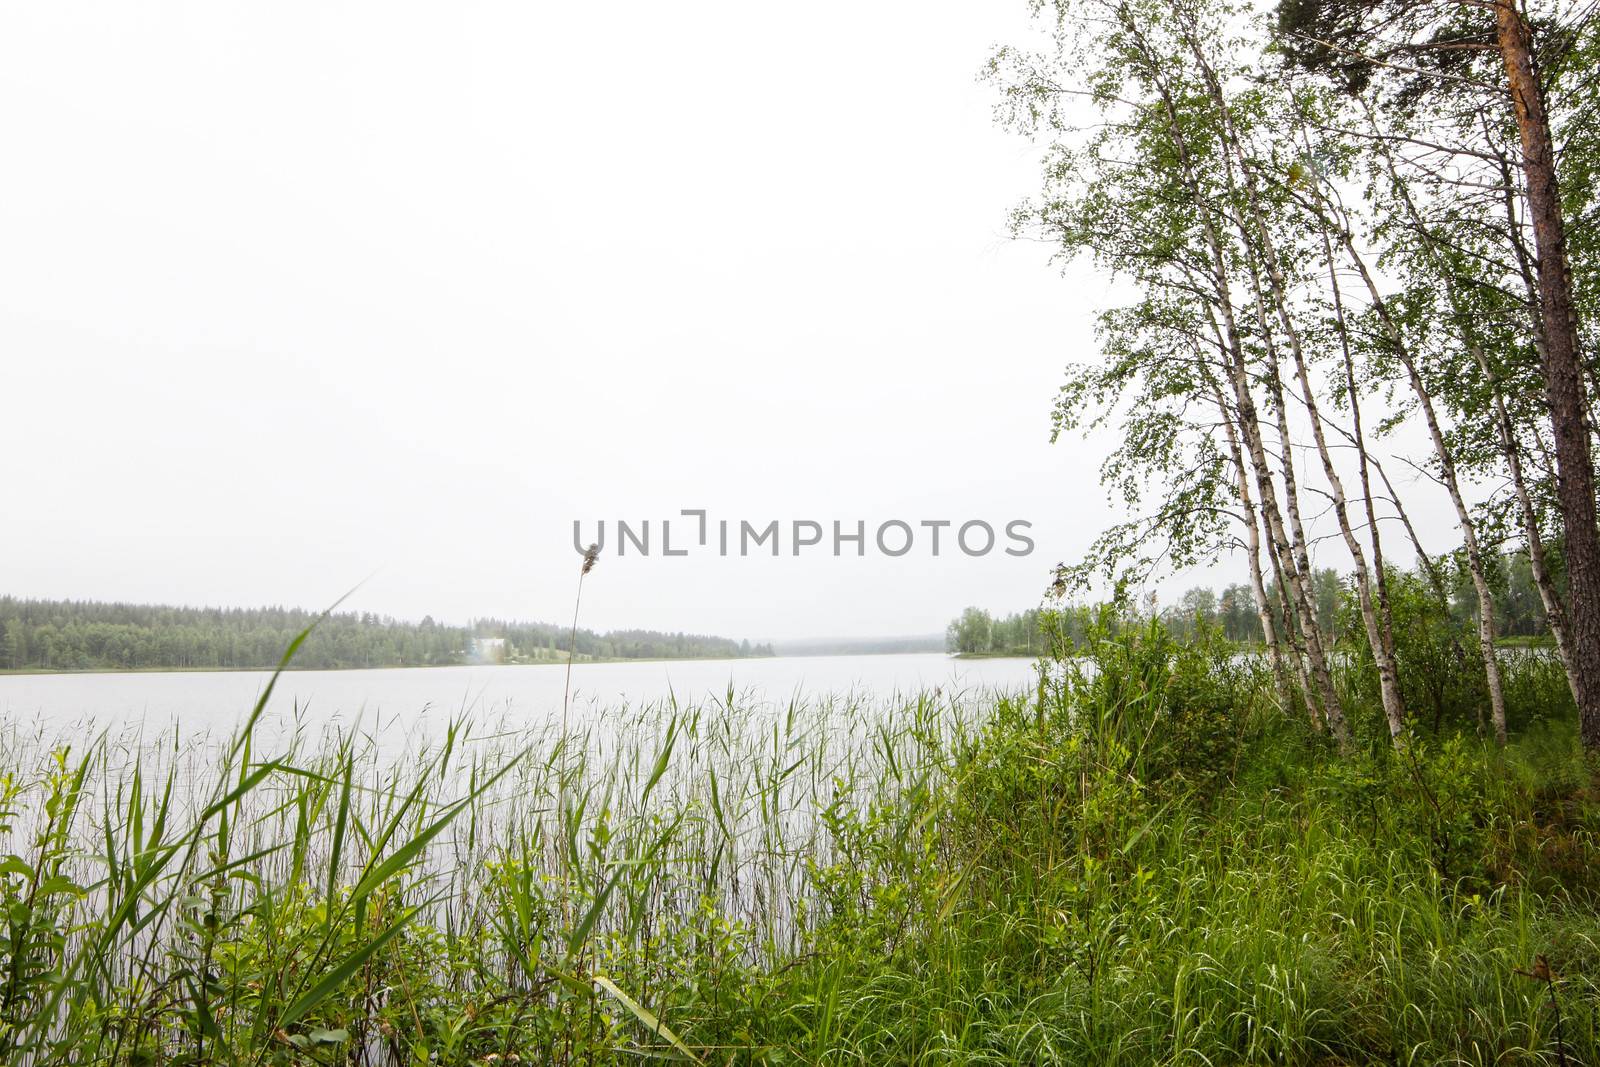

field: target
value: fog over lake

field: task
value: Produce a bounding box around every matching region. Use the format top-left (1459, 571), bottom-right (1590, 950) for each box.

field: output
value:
top-left (0, 653), bottom-right (1041, 744)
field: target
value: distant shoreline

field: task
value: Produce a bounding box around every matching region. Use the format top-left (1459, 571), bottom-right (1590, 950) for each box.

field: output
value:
top-left (0, 649), bottom-right (968, 678)
top-left (0, 595), bottom-right (778, 675)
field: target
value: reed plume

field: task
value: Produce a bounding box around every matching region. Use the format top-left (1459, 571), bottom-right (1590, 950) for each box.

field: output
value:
top-left (559, 542), bottom-right (600, 915)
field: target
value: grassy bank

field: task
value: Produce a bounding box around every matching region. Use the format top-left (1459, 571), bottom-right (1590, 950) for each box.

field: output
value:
top-left (2, 622), bottom-right (1597, 1064)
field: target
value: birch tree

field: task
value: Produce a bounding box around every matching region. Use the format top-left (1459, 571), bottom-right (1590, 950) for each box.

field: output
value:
top-left (1280, 0), bottom-right (1600, 744)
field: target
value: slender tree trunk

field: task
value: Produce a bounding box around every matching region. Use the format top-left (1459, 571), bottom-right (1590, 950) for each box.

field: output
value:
top-left (1262, 355), bottom-right (1352, 733)
top-left (1304, 249), bottom-right (1411, 737)
top-left (1184, 13), bottom-right (1406, 738)
top-left (1328, 222), bottom-right (1508, 741)
top-left (1199, 278), bottom-right (1343, 739)
top-left (1322, 220), bottom-right (1403, 699)
top-left (1237, 208), bottom-right (1408, 738)
top-left (1404, 388), bottom-right (1508, 743)
top-left (1483, 360), bottom-right (1578, 679)
top-left (1496, 0), bottom-right (1600, 748)
top-left (1368, 454), bottom-right (1448, 597)
top-left (1205, 270), bottom-right (1346, 736)
top-left (1118, 5), bottom-right (1351, 743)
top-left (1217, 383), bottom-right (1299, 715)
top-left (1266, 496), bottom-right (1324, 725)
top-left (1368, 112), bottom-right (1580, 706)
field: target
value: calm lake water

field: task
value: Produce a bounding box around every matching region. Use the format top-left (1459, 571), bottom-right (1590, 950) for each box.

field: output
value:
top-left (0, 653), bottom-right (1041, 745)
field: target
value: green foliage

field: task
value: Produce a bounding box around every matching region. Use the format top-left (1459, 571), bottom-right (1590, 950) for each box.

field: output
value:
top-left (944, 606), bottom-right (1060, 655)
top-left (3, 612), bottom-right (1598, 1064)
top-left (1374, 568), bottom-right (1489, 734)
top-left (0, 596), bottom-right (774, 672)
top-left (775, 616), bottom-right (1600, 1065)
top-left (1333, 565), bottom-right (1578, 740)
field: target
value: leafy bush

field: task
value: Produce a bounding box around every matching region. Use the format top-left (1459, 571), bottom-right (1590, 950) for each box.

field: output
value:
top-left (4, 612), bottom-right (1600, 1064)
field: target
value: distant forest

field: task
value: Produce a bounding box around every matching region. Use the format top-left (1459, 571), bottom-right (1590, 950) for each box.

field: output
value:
top-left (0, 597), bottom-right (775, 671)
top-left (948, 553), bottom-right (1560, 655)
top-left (771, 635), bottom-right (945, 657)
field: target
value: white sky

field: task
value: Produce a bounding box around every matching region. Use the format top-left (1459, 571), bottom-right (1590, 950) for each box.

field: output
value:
top-left (0, 2), bottom-right (1458, 641)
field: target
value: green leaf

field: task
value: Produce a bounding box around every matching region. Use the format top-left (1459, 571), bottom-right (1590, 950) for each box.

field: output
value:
top-left (0, 855), bottom-right (34, 879)
top-left (566, 867), bottom-right (623, 958)
top-left (277, 905), bottom-right (418, 1029)
top-left (592, 973), bottom-right (702, 1062)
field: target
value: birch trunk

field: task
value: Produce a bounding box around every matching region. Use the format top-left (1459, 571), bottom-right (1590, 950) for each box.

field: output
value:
top-left (1496, 0), bottom-right (1600, 749)
top-left (1117, 4), bottom-right (1349, 742)
top-left (1181, 14), bottom-right (1406, 738)
top-left (1334, 230), bottom-right (1509, 743)
top-left (1216, 382), bottom-right (1300, 716)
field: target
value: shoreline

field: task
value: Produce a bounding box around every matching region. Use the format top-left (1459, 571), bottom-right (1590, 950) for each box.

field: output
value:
top-left (0, 649), bottom-right (972, 678)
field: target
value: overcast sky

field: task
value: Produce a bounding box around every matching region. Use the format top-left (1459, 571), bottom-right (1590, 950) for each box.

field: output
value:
top-left (0, 3), bottom-right (1456, 642)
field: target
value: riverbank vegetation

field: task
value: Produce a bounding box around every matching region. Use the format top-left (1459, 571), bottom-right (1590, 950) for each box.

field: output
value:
top-left (945, 606), bottom-right (1055, 655)
top-left (952, 550), bottom-right (1565, 654)
top-left (991, 0), bottom-right (1600, 753)
top-left (2, 607), bottom-right (1597, 1065)
top-left (5, 0), bottom-right (1599, 1059)
top-left (0, 598), bottom-right (774, 673)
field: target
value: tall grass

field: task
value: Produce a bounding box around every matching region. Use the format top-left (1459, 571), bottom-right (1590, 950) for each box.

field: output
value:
top-left (1, 619), bottom-right (1597, 1064)
top-left (0, 638), bottom-right (979, 1064)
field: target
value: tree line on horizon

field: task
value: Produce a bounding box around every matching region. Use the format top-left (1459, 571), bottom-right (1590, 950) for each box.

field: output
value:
top-left (0, 597), bottom-right (774, 672)
top-left (1167, 548), bottom-right (1562, 642)
top-left (992, 0), bottom-right (1600, 748)
top-left (948, 549), bottom-right (1559, 654)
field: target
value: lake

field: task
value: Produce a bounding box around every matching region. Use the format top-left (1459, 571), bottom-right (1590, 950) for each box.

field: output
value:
top-left (0, 653), bottom-right (1042, 745)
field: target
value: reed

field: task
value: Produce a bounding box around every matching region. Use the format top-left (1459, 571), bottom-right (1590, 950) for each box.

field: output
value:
top-left (0, 618), bottom-right (1596, 1065)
